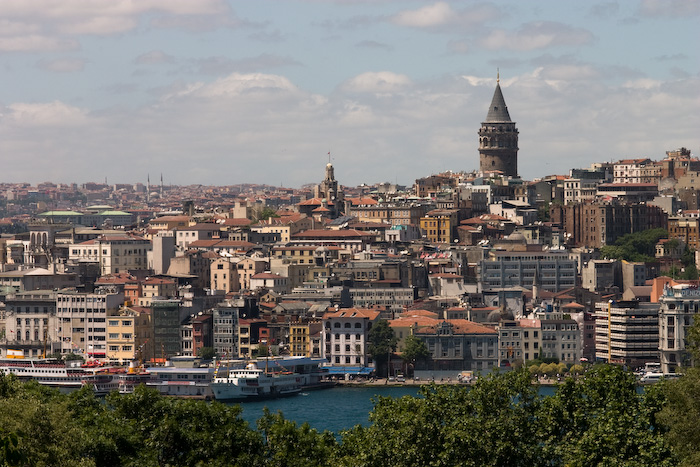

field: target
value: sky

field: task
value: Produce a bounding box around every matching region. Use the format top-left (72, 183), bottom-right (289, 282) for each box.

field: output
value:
top-left (1, 0), bottom-right (698, 188)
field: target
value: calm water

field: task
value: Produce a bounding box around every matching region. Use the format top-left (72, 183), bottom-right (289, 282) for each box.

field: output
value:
top-left (234, 385), bottom-right (558, 434)
top-left (235, 386), bottom-right (421, 433)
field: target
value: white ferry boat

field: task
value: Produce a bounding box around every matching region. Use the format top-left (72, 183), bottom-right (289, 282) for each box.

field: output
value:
top-left (0, 357), bottom-right (95, 391)
top-left (117, 364), bottom-right (155, 394)
top-left (210, 362), bottom-right (302, 401)
top-left (81, 372), bottom-right (120, 396)
top-left (637, 362), bottom-right (679, 384)
top-left (146, 366), bottom-right (215, 400)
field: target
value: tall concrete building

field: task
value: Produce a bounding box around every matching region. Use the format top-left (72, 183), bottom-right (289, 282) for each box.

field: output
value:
top-left (479, 76), bottom-right (519, 177)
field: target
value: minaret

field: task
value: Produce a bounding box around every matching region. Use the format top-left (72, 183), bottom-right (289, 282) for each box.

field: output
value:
top-left (532, 266), bottom-right (540, 303)
top-left (478, 71), bottom-right (519, 177)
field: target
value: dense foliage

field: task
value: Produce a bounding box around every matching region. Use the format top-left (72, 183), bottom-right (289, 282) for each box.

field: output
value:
top-left (367, 320), bottom-right (397, 377)
top-left (3, 362), bottom-right (698, 466)
top-left (599, 227), bottom-right (668, 262)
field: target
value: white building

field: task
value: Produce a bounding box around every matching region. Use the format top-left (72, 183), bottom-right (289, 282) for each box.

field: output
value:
top-left (2, 290), bottom-right (59, 358)
top-left (175, 223), bottom-right (221, 250)
top-left (322, 308), bottom-right (379, 367)
top-left (563, 178), bottom-right (600, 205)
top-left (55, 289), bottom-right (124, 360)
top-left (249, 272), bottom-right (289, 294)
top-left (69, 234), bottom-right (151, 275)
top-left (540, 319), bottom-right (581, 363)
top-left (480, 250), bottom-right (577, 292)
top-left (658, 284), bottom-right (700, 373)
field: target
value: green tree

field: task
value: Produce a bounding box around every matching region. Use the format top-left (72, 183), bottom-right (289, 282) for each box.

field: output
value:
top-left (257, 408), bottom-right (337, 467)
top-left (600, 228), bottom-right (668, 262)
top-left (400, 335), bottom-right (430, 375)
top-left (254, 206), bottom-right (279, 222)
top-left (255, 343), bottom-right (270, 358)
top-left (198, 346), bottom-right (216, 360)
top-left (336, 370), bottom-right (545, 467)
top-left (367, 320), bottom-right (397, 378)
top-left (541, 364), bottom-right (674, 466)
top-left (681, 263), bottom-right (699, 280)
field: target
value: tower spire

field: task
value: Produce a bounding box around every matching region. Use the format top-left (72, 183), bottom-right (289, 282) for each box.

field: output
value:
top-left (497, 68), bottom-right (499, 83)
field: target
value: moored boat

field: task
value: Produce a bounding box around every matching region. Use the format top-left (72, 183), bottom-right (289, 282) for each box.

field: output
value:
top-left (210, 362), bottom-right (302, 401)
top-left (146, 366), bottom-right (215, 399)
top-left (81, 371), bottom-right (120, 396)
top-left (0, 357), bottom-right (97, 391)
top-left (117, 363), bottom-right (154, 394)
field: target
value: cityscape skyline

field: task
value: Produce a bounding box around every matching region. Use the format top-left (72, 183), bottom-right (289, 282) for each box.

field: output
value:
top-left (1, 0), bottom-right (698, 187)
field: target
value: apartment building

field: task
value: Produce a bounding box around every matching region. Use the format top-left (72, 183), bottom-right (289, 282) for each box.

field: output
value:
top-left (594, 300), bottom-right (659, 367)
top-left (322, 308), bottom-right (379, 367)
top-left (56, 289), bottom-right (124, 359)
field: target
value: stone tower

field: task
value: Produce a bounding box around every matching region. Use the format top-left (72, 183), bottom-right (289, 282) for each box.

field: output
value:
top-left (314, 159), bottom-right (344, 218)
top-left (478, 75), bottom-right (519, 177)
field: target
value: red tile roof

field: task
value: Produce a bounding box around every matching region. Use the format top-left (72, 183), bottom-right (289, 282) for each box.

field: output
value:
top-left (323, 307), bottom-right (380, 320)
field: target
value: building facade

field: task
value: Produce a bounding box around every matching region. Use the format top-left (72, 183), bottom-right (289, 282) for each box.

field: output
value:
top-left (322, 308), bottom-right (379, 367)
top-left (594, 300), bottom-right (660, 367)
top-left (658, 284), bottom-right (700, 373)
top-left (480, 250), bottom-right (577, 292)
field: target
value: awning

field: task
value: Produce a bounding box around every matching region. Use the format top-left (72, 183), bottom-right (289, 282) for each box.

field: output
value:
top-left (325, 366), bottom-right (374, 375)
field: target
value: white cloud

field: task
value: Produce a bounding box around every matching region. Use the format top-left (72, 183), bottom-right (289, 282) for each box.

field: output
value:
top-left (392, 2), bottom-right (453, 28)
top-left (0, 0), bottom-right (238, 52)
top-left (340, 71), bottom-right (412, 93)
top-left (0, 35), bottom-right (78, 52)
top-left (391, 2), bottom-right (500, 29)
top-left (5, 101), bottom-right (89, 126)
top-left (481, 22), bottom-right (594, 51)
top-left (184, 72), bottom-right (303, 98)
top-left (639, 0), bottom-right (700, 17)
top-left (1, 71), bottom-right (698, 188)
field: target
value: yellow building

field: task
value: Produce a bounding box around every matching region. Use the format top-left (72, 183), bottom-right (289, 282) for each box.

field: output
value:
top-left (420, 209), bottom-right (460, 243)
top-left (289, 322), bottom-right (322, 357)
top-left (106, 309), bottom-right (138, 364)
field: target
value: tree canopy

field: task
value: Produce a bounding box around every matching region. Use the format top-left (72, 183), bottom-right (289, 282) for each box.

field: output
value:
top-left (599, 227), bottom-right (668, 262)
top-left (367, 320), bottom-right (397, 377)
top-left (3, 363), bottom-right (700, 466)
top-left (400, 335), bottom-right (430, 370)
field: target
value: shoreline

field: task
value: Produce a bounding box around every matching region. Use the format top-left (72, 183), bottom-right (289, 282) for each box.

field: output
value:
top-left (331, 377), bottom-right (562, 388)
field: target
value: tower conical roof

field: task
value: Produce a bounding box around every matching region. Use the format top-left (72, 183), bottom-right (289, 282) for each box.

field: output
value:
top-left (484, 83), bottom-right (512, 122)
